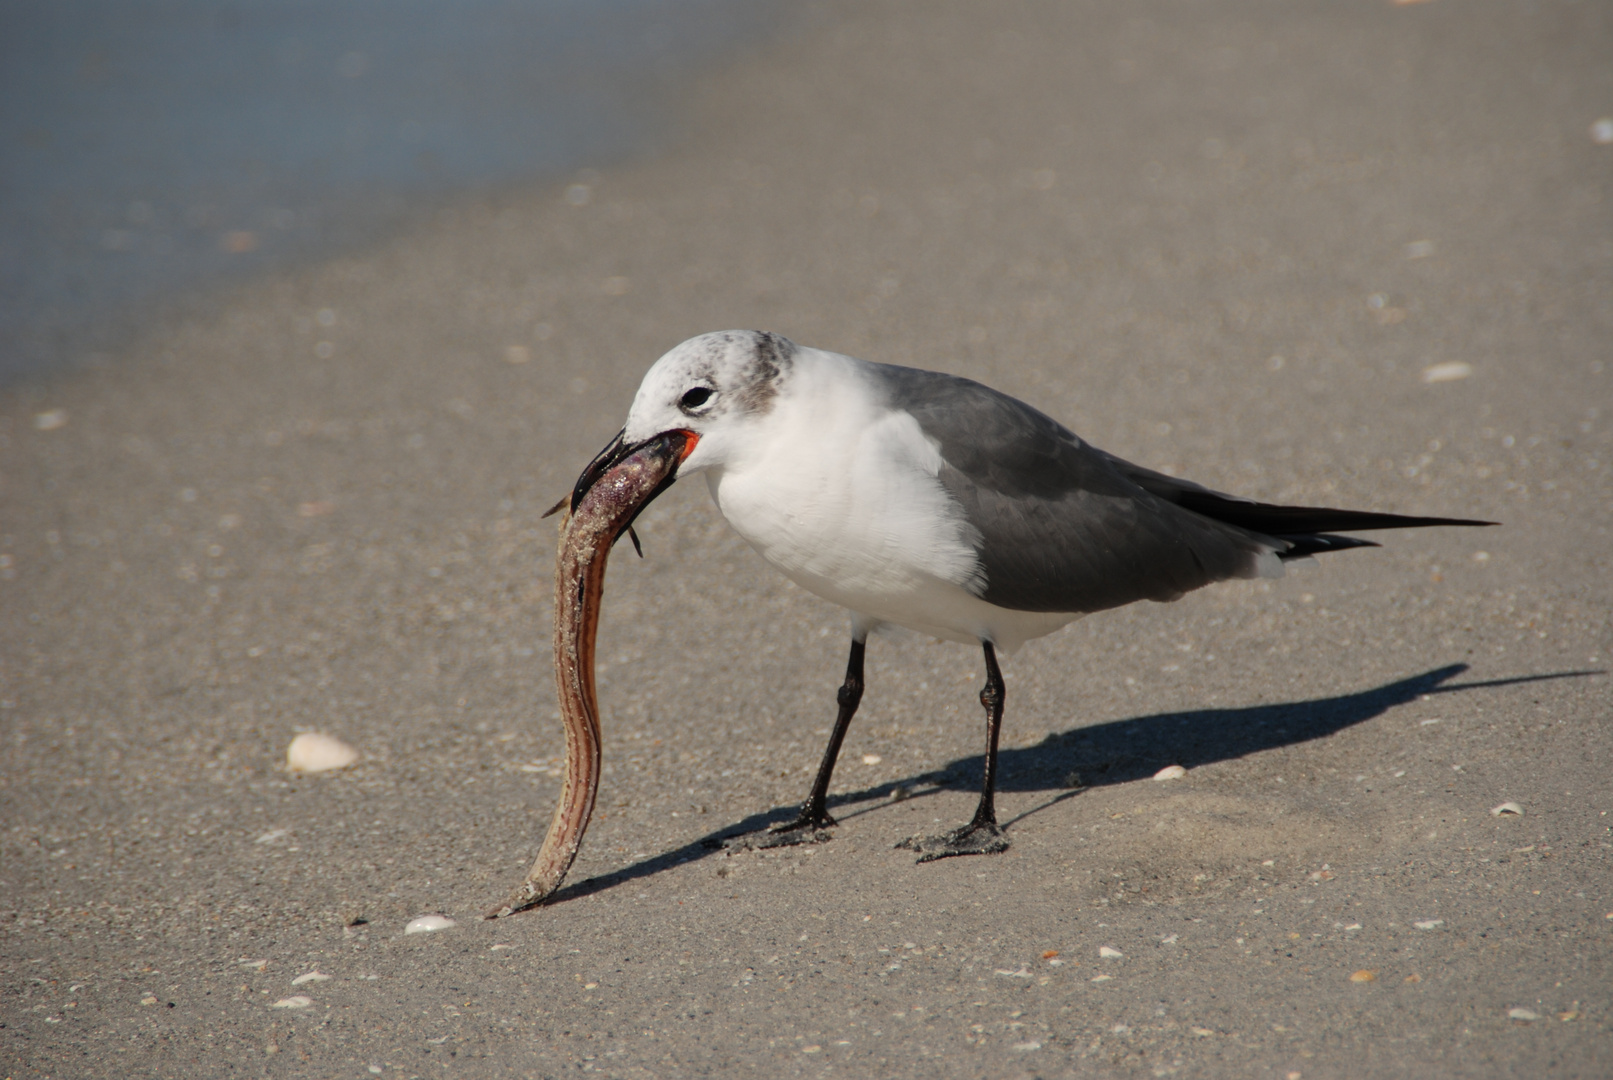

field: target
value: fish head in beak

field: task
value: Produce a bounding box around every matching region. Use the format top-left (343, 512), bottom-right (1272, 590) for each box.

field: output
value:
top-left (565, 427), bottom-right (700, 539)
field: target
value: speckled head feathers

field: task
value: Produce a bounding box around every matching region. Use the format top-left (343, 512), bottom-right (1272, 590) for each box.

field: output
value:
top-left (622, 331), bottom-right (797, 449)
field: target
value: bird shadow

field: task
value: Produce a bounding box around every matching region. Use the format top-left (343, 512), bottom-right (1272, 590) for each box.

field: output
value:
top-left (528, 664), bottom-right (1600, 909)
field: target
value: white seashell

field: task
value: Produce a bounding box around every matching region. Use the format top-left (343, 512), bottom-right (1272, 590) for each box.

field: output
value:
top-left (287, 732), bottom-right (358, 773)
top-left (405, 914), bottom-right (457, 935)
top-left (1413, 920), bottom-right (1444, 930)
top-left (1490, 801), bottom-right (1524, 817)
top-left (1099, 946), bottom-right (1124, 958)
top-left (291, 971), bottom-right (331, 985)
top-left (1152, 764), bottom-right (1187, 780)
top-left (1508, 1008), bottom-right (1540, 1022)
top-left (271, 996), bottom-right (313, 1009)
top-left (1421, 361), bottom-right (1473, 384)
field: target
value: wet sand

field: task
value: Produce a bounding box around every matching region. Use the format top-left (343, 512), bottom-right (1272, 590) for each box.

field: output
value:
top-left (3, 2), bottom-right (1609, 1077)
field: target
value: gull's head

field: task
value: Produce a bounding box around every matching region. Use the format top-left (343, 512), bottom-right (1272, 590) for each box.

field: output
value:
top-left (567, 330), bottom-right (795, 512)
top-left (622, 330), bottom-right (796, 472)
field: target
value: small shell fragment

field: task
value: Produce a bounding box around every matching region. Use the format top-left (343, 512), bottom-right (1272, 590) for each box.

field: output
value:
top-left (1348, 970), bottom-right (1377, 983)
top-left (1491, 801), bottom-right (1524, 817)
top-left (1508, 1007), bottom-right (1540, 1022)
top-left (287, 732), bottom-right (358, 773)
top-left (404, 914), bottom-right (456, 935)
top-left (271, 996), bottom-right (313, 1009)
top-left (862, 754), bottom-right (882, 765)
top-left (1099, 946), bottom-right (1124, 958)
top-left (1152, 764), bottom-right (1187, 780)
top-left (291, 971), bottom-right (331, 985)
top-left (1421, 361), bottom-right (1473, 384)
top-left (1412, 919), bottom-right (1444, 931)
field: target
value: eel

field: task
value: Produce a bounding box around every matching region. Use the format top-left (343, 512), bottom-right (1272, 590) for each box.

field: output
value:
top-left (486, 432), bottom-right (689, 918)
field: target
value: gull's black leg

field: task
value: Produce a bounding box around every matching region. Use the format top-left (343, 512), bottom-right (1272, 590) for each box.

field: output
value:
top-left (721, 638), bottom-right (865, 849)
top-left (896, 640), bottom-right (1011, 861)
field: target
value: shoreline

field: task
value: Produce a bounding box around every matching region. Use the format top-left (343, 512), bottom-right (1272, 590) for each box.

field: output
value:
top-left (0, 0), bottom-right (793, 386)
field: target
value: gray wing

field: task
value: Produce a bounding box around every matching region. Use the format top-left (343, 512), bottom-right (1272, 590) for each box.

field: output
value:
top-left (871, 363), bottom-right (1278, 614)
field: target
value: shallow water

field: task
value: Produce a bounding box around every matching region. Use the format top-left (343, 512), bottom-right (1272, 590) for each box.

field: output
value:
top-left (0, 0), bottom-right (782, 383)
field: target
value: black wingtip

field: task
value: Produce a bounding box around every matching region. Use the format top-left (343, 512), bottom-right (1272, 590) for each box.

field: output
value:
top-left (1277, 533), bottom-right (1381, 560)
top-left (1171, 488), bottom-right (1500, 536)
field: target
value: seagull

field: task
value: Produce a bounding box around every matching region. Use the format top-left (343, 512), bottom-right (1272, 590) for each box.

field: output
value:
top-left (567, 330), bottom-right (1493, 860)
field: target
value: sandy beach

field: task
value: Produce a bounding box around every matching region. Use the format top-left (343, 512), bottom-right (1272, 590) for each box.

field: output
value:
top-left (3, 2), bottom-right (1610, 1077)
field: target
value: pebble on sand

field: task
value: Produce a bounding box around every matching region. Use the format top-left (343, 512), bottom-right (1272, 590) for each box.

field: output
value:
top-left (1348, 970), bottom-right (1377, 983)
top-left (271, 996), bottom-right (313, 1009)
top-left (1152, 764), bottom-right (1187, 780)
top-left (1412, 920), bottom-right (1444, 930)
top-left (1099, 946), bottom-right (1124, 958)
top-left (291, 971), bottom-right (331, 985)
top-left (1508, 1008), bottom-right (1541, 1022)
top-left (1490, 801), bottom-right (1524, 817)
top-left (286, 732), bottom-right (359, 773)
top-left (1421, 361), bottom-right (1473, 384)
top-left (405, 914), bottom-right (457, 934)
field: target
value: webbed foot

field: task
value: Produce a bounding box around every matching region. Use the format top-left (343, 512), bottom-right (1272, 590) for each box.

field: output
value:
top-left (713, 813), bottom-right (835, 851)
top-left (895, 820), bottom-right (1008, 863)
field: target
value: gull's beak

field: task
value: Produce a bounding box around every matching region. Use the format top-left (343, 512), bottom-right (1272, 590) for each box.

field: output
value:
top-left (566, 427), bottom-right (699, 531)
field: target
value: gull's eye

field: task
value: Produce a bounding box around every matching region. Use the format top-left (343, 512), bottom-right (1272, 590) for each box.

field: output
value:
top-left (679, 386), bottom-right (713, 411)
